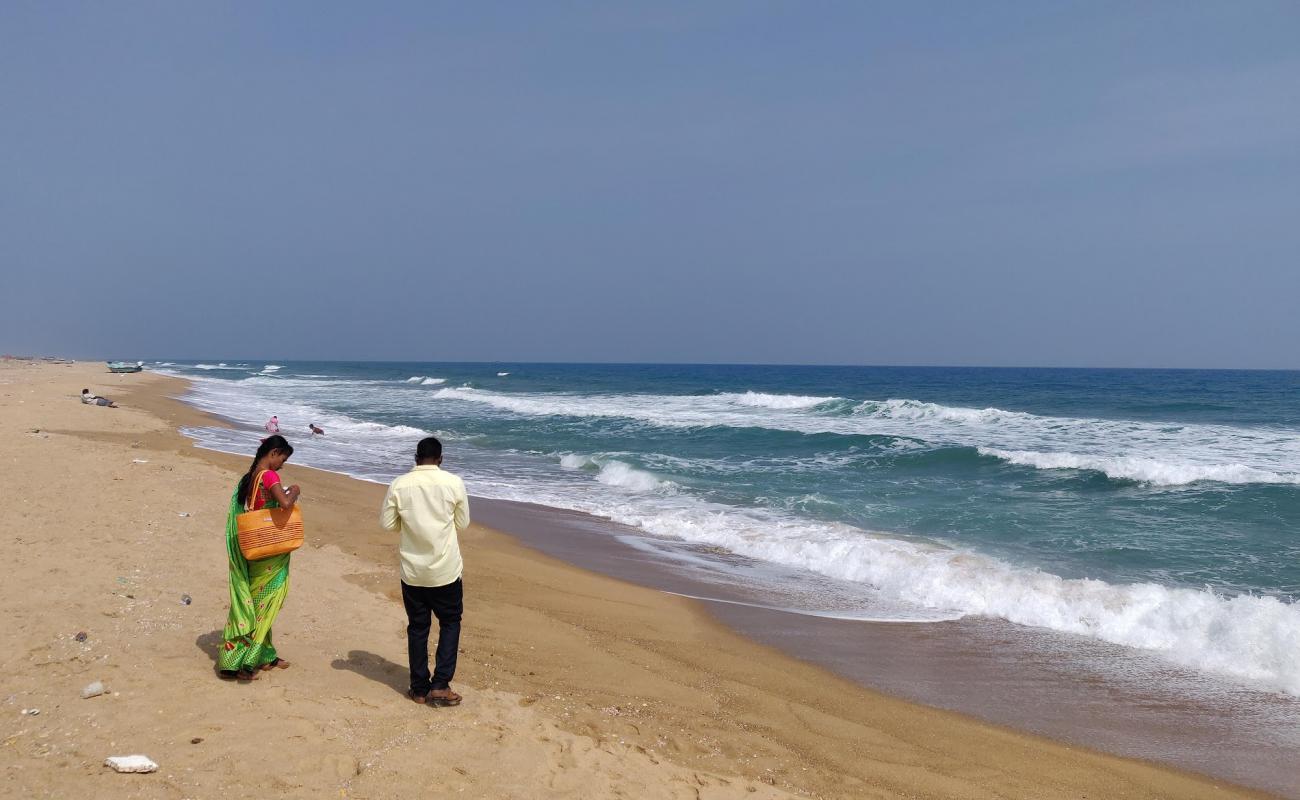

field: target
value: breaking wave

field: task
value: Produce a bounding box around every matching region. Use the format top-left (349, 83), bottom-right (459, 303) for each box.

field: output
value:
top-left (427, 389), bottom-right (1300, 487)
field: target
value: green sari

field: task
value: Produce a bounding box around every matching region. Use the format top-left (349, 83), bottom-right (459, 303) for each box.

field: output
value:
top-left (219, 482), bottom-right (291, 672)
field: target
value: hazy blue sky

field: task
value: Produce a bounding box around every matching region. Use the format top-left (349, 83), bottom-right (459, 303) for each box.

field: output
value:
top-left (3, 2), bottom-right (1298, 367)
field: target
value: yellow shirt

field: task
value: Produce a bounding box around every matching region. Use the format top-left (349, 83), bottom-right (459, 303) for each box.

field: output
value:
top-left (379, 465), bottom-right (470, 588)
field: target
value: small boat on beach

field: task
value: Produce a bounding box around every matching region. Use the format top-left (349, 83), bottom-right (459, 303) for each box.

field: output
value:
top-left (107, 361), bottom-right (144, 374)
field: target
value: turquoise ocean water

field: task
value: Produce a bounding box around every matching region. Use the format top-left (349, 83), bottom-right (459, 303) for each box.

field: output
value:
top-left (156, 361), bottom-right (1300, 697)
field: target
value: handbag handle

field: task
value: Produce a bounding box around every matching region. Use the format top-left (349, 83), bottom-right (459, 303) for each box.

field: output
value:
top-left (245, 469), bottom-right (268, 512)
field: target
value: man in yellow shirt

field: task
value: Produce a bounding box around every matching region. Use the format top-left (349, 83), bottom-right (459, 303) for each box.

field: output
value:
top-left (380, 437), bottom-right (470, 706)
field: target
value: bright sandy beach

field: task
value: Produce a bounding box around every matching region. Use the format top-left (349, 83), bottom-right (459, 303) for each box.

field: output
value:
top-left (0, 360), bottom-right (1277, 799)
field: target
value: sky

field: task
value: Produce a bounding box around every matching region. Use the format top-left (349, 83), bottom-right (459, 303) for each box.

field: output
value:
top-left (2, 2), bottom-right (1298, 368)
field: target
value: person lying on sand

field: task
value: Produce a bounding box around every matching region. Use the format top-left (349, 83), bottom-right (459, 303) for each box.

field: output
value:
top-left (81, 389), bottom-right (117, 407)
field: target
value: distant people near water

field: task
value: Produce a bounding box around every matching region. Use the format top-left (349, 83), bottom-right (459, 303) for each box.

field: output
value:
top-left (218, 434), bottom-right (301, 682)
top-left (264, 415), bottom-right (280, 433)
top-left (380, 436), bottom-right (470, 707)
top-left (308, 423), bottom-right (325, 437)
top-left (81, 388), bottom-right (117, 407)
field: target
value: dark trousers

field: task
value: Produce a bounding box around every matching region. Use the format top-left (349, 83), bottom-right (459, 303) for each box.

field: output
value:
top-left (401, 578), bottom-right (463, 694)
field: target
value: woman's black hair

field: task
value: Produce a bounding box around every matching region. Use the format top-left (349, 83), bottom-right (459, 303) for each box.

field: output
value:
top-left (237, 434), bottom-right (294, 507)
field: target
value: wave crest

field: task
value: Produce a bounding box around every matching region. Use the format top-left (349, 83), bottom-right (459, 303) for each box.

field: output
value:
top-left (718, 391), bottom-right (840, 410)
top-left (853, 398), bottom-right (1024, 424)
top-left (429, 388), bottom-right (1300, 486)
top-left (980, 448), bottom-right (1300, 486)
top-left (560, 453), bottom-right (676, 494)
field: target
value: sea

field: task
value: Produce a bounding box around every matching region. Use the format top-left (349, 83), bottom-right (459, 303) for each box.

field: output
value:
top-left (155, 360), bottom-right (1300, 703)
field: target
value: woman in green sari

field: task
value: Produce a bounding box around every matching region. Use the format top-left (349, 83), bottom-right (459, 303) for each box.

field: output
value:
top-left (218, 434), bottom-right (301, 681)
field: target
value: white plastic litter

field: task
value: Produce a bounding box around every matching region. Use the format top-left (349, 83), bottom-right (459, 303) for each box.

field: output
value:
top-left (81, 681), bottom-right (106, 699)
top-left (105, 755), bottom-right (158, 773)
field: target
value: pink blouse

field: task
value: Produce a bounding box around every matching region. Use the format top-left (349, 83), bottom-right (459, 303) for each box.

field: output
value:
top-left (252, 469), bottom-right (281, 510)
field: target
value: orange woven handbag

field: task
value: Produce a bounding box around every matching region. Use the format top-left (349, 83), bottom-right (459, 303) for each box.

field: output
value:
top-left (235, 469), bottom-right (304, 561)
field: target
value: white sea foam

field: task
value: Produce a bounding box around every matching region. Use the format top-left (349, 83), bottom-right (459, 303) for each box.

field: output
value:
top-left (429, 388), bottom-right (1300, 487)
top-left (558, 453), bottom-right (590, 470)
top-left (429, 387), bottom-right (841, 428)
top-left (660, 590), bottom-right (964, 623)
top-left (525, 481), bottom-right (1300, 695)
top-left (596, 461), bottom-right (672, 492)
top-left (192, 363), bottom-right (245, 370)
top-left (560, 453), bottom-right (676, 494)
top-left (980, 449), bottom-right (1300, 486)
top-left (717, 391), bottom-right (839, 409)
top-left (498, 454), bottom-right (1300, 694)
top-left (168, 368), bottom-right (1300, 487)
top-left (173, 375), bottom-right (430, 447)
top-left (261, 364), bottom-right (283, 372)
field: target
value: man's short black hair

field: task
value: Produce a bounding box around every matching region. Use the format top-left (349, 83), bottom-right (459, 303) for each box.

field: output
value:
top-left (416, 436), bottom-right (443, 462)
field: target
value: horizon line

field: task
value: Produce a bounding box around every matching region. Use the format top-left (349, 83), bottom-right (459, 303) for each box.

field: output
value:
top-left (20, 354), bottom-right (1300, 374)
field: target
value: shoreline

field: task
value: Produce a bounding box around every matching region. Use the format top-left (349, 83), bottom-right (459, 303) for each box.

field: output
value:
top-left (157, 363), bottom-right (1300, 796)
top-left (471, 497), bottom-right (1300, 795)
top-left (1, 361), bottom-right (1281, 798)
top-left (141, 366), bottom-right (1300, 797)
top-left (148, 367), bottom-right (1300, 798)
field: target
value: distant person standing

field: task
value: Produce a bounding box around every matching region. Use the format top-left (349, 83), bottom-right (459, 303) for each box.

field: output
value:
top-left (380, 437), bottom-right (470, 706)
top-left (264, 415), bottom-right (280, 434)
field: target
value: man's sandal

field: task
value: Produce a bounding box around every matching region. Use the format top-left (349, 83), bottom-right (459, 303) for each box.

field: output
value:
top-left (427, 688), bottom-right (462, 707)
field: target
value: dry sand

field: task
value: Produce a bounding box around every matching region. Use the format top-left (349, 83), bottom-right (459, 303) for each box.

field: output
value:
top-left (0, 361), bottom-right (1275, 799)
